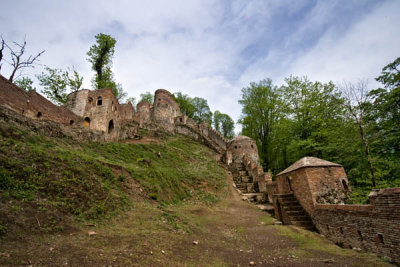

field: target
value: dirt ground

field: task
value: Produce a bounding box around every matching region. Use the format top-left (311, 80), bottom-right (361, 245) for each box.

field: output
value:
top-left (0, 172), bottom-right (391, 267)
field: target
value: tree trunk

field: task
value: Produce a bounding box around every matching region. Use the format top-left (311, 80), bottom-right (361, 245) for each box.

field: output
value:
top-left (358, 124), bottom-right (376, 187)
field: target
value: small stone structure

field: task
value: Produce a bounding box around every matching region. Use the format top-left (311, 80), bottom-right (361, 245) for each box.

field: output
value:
top-left (152, 89), bottom-right (181, 133)
top-left (274, 157), bottom-right (351, 216)
top-left (226, 135), bottom-right (259, 164)
top-left (66, 88), bottom-right (131, 141)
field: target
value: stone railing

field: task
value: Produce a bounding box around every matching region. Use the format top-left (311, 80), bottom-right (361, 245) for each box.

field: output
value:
top-left (174, 115), bottom-right (228, 155)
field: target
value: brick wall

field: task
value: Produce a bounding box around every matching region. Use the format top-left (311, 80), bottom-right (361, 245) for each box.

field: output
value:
top-left (0, 75), bottom-right (81, 126)
top-left (276, 168), bottom-right (315, 215)
top-left (312, 188), bottom-right (400, 264)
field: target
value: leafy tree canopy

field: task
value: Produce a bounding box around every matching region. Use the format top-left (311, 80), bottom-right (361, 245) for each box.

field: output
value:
top-left (37, 66), bottom-right (83, 105)
top-left (139, 92), bottom-right (154, 104)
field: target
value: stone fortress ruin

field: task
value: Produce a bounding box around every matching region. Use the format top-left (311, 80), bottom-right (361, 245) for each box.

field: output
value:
top-left (0, 74), bottom-right (399, 264)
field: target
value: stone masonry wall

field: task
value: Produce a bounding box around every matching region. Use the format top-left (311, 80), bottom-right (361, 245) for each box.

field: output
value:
top-left (0, 75), bottom-right (81, 126)
top-left (312, 188), bottom-right (400, 264)
top-left (227, 136), bottom-right (258, 162)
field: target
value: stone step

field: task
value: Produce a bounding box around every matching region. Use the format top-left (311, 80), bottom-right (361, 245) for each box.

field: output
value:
top-left (286, 210), bottom-right (305, 216)
top-left (288, 215), bottom-right (310, 221)
top-left (280, 199), bottom-right (298, 205)
top-left (283, 206), bottom-right (303, 212)
top-left (292, 221), bottom-right (314, 228)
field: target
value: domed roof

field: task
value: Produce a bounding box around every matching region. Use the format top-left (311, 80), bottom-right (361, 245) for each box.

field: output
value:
top-left (277, 157), bottom-right (342, 176)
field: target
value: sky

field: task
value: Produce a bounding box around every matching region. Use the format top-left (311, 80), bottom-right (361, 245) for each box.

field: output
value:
top-left (1, 0), bottom-right (399, 133)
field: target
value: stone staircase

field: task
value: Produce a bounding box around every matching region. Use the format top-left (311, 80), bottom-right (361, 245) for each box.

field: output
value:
top-left (229, 162), bottom-right (255, 193)
top-left (277, 194), bottom-right (314, 230)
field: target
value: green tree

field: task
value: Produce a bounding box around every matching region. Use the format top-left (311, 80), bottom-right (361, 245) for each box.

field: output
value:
top-left (37, 66), bottom-right (83, 105)
top-left (341, 80), bottom-right (377, 187)
top-left (14, 76), bottom-right (36, 91)
top-left (281, 76), bottom-right (346, 162)
top-left (367, 57), bottom-right (400, 184)
top-left (192, 97), bottom-right (212, 125)
top-left (87, 33), bottom-right (126, 100)
top-left (214, 110), bottom-right (234, 139)
top-left (238, 79), bottom-right (281, 168)
top-left (173, 92), bottom-right (195, 118)
top-left (139, 92), bottom-right (154, 104)
top-left (213, 110), bottom-right (223, 132)
top-left (219, 113), bottom-right (235, 139)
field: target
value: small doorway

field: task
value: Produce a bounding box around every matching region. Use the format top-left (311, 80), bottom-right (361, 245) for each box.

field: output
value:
top-left (108, 119), bottom-right (114, 133)
top-left (84, 117), bottom-right (91, 127)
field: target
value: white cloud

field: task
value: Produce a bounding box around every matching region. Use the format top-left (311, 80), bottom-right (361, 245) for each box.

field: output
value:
top-left (1, 0), bottom-right (399, 134)
top-left (278, 0), bottom-right (400, 87)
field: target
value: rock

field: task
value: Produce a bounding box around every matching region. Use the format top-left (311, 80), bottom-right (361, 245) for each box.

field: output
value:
top-left (242, 196), bottom-right (248, 201)
top-left (352, 247), bottom-right (361, 252)
top-left (193, 240), bottom-right (199, 245)
top-left (49, 247), bottom-right (54, 251)
top-left (323, 259), bottom-right (335, 263)
top-left (161, 250), bottom-right (165, 254)
top-left (273, 221), bottom-right (282, 225)
top-left (88, 230), bottom-right (97, 236)
top-left (249, 261), bottom-right (256, 266)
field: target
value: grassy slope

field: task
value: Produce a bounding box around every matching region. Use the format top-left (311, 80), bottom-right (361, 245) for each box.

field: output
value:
top-left (0, 120), bottom-right (226, 236)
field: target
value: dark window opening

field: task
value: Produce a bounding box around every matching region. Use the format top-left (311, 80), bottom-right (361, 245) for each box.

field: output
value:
top-left (358, 230), bottom-right (363, 240)
top-left (234, 146), bottom-right (237, 149)
top-left (70, 120), bottom-right (74, 125)
top-left (37, 112), bottom-right (42, 118)
top-left (84, 117), bottom-right (91, 127)
top-left (251, 144), bottom-right (254, 148)
top-left (287, 177), bottom-right (293, 192)
top-left (377, 233), bottom-right (384, 244)
top-left (88, 97), bottom-right (93, 103)
top-left (97, 96), bottom-right (102, 106)
top-left (180, 118), bottom-right (183, 122)
top-left (339, 227), bottom-right (344, 234)
top-left (342, 180), bottom-right (349, 190)
top-left (158, 98), bottom-right (161, 102)
top-left (108, 119), bottom-right (114, 133)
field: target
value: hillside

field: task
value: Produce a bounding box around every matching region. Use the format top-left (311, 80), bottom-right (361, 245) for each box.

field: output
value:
top-left (0, 119), bottom-right (226, 236)
top-left (0, 119), bottom-right (392, 266)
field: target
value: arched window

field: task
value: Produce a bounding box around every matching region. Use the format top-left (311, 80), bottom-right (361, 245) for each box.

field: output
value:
top-left (84, 117), bottom-right (91, 127)
top-left (108, 119), bottom-right (114, 133)
top-left (70, 120), bottom-right (74, 125)
top-left (88, 97), bottom-right (93, 103)
top-left (37, 112), bottom-right (42, 118)
top-left (97, 96), bottom-right (102, 106)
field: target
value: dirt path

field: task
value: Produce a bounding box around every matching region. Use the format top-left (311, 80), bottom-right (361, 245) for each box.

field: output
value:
top-left (0, 172), bottom-right (390, 266)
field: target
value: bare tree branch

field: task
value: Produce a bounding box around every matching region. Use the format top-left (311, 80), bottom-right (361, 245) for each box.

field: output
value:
top-left (4, 38), bottom-right (45, 82)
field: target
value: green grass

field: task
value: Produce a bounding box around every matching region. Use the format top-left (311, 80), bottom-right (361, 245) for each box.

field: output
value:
top-left (0, 121), bottom-right (226, 230)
